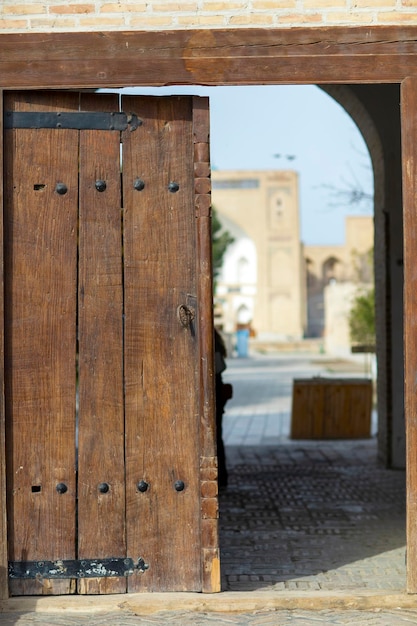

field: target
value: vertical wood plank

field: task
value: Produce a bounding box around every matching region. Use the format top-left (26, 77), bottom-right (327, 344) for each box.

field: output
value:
top-left (0, 90), bottom-right (8, 601)
top-left (123, 96), bottom-right (201, 591)
top-left (77, 93), bottom-right (126, 594)
top-left (193, 97), bottom-right (220, 593)
top-left (401, 76), bottom-right (417, 593)
top-left (4, 91), bottom-right (79, 595)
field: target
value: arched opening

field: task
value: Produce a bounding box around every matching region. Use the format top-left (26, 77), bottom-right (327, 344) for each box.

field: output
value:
top-left (237, 257), bottom-right (250, 284)
top-left (105, 82), bottom-right (402, 594)
top-left (207, 85), bottom-right (402, 594)
top-left (322, 255), bottom-right (343, 284)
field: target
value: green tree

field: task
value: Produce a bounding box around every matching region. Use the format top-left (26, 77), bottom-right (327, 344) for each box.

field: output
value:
top-left (212, 206), bottom-right (234, 286)
top-left (349, 287), bottom-right (375, 348)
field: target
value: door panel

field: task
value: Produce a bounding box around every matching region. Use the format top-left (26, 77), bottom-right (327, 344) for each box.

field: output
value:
top-left (4, 91), bottom-right (215, 596)
top-left (5, 92), bottom-right (79, 595)
top-left (122, 96), bottom-right (201, 591)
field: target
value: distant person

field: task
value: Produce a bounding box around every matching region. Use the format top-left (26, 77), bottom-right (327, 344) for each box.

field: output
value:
top-left (215, 328), bottom-right (233, 489)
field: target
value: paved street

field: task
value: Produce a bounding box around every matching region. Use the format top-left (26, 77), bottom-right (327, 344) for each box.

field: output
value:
top-left (222, 351), bottom-right (378, 447)
top-left (219, 352), bottom-right (404, 595)
top-left (2, 351), bottom-right (413, 625)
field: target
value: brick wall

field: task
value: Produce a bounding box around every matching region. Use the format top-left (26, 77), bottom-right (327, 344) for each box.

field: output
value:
top-left (0, 0), bottom-right (416, 32)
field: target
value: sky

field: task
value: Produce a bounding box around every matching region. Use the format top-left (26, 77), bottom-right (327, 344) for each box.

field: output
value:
top-left (116, 84), bottom-right (374, 246)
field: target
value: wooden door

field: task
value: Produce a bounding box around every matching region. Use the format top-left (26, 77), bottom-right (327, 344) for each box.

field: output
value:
top-left (4, 91), bottom-right (219, 596)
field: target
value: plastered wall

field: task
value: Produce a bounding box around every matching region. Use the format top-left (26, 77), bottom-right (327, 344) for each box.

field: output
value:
top-left (1, 1), bottom-right (416, 32)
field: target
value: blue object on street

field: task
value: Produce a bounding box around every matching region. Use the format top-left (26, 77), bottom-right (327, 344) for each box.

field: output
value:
top-left (236, 329), bottom-right (249, 357)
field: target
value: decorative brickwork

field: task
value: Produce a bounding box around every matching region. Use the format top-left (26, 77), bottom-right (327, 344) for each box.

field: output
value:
top-left (0, 1), bottom-right (415, 32)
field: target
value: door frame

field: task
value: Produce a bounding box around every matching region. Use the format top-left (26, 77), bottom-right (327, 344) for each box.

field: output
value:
top-left (0, 25), bottom-right (416, 599)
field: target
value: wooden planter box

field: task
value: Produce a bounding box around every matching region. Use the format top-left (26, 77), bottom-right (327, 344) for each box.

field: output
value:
top-left (291, 377), bottom-right (373, 439)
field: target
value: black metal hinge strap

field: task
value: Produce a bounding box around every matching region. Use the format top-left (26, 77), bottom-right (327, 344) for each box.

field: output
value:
top-left (4, 111), bottom-right (142, 131)
top-left (8, 557), bottom-right (149, 579)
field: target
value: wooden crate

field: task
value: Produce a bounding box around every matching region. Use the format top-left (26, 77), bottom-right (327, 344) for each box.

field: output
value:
top-left (291, 378), bottom-right (373, 439)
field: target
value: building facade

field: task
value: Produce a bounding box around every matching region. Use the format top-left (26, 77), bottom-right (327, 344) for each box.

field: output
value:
top-left (213, 169), bottom-right (306, 340)
top-left (306, 215), bottom-right (374, 352)
top-left (213, 169), bottom-right (373, 350)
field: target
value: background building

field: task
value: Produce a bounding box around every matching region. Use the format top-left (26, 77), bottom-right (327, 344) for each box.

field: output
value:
top-left (306, 216), bottom-right (374, 354)
top-left (213, 169), bottom-right (374, 353)
top-left (213, 169), bottom-right (306, 341)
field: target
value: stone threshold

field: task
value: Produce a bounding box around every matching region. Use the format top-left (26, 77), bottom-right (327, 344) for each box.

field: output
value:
top-left (0, 589), bottom-right (415, 616)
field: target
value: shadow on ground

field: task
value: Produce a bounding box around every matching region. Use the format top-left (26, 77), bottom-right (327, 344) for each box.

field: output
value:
top-left (219, 439), bottom-right (406, 592)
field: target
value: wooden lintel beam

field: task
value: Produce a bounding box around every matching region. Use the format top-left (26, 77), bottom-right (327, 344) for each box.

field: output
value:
top-left (0, 27), bottom-right (416, 88)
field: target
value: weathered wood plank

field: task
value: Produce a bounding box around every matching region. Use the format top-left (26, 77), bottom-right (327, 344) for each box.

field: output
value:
top-left (123, 96), bottom-right (201, 592)
top-left (0, 90), bottom-right (7, 601)
top-left (4, 91), bottom-right (79, 595)
top-left (193, 97), bottom-right (214, 461)
top-left (193, 97), bottom-right (219, 593)
top-left (401, 76), bottom-right (417, 593)
top-left (77, 93), bottom-right (126, 594)
top-left (0, 27), bottom-right (416, 88)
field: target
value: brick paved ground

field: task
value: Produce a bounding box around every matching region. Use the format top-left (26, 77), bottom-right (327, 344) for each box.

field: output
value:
top-left (220, 440), bottom-right (405, 593)
top-left (219, 354), bottom-right (405, 594)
